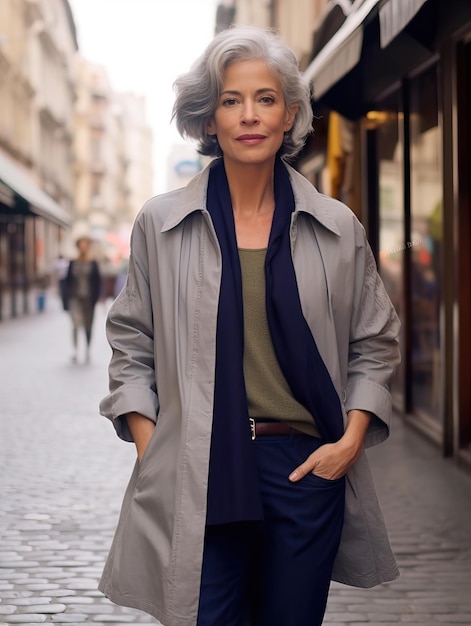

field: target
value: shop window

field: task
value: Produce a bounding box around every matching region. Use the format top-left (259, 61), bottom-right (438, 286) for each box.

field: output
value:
top-left (373, 91), bottom-right (405, 409)
top-left (409, 65), bottom-right (442, 423)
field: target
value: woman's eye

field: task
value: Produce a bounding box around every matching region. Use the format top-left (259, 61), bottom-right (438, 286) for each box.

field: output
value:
top-left (260, 96), bottom-right (275, 104)
top-left (222, 98), bottom-right (238, 106)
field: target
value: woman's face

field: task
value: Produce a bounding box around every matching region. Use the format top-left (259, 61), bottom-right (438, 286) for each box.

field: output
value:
top-left (207, 59), bottom-right (298, 167)
top-left (77, 238), bottom-right (90, 255)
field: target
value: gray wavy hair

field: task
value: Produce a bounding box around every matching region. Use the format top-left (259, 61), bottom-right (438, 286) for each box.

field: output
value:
top-left (172, 25), bottom-right (313, 162)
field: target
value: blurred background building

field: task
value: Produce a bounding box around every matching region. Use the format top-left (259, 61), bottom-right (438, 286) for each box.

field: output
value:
top-left (0, 0), bottom-right (76, 319)
top-left (73, 61), bottom-right (153, 295)
top-left (0, 0), bottom-right (153, 319)
top-left (166, 143), bottom-right (204, 193)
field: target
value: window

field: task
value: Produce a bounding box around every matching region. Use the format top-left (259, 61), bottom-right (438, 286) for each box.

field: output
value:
top-left (374, 91), bottom-right (405, 407)
top-left (409, 65), bottom-right (442, 422)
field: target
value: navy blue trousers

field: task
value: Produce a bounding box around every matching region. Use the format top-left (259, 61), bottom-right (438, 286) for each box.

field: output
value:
top-left (197, 433), bottom-right (345, 626)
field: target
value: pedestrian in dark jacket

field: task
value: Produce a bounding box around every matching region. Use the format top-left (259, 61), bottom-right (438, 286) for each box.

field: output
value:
top-left (65, 236), bottom-right (101, 364)
top-left (99, 25), bottom-right (401, 626)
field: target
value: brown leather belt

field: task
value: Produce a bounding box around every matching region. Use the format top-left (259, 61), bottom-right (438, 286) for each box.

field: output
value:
top-left (249, 418), bottom-right (301, 440)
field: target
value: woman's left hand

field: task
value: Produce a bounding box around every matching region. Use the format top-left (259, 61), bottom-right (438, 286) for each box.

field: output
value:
top-left (288, 409), bottom-right (373, 482)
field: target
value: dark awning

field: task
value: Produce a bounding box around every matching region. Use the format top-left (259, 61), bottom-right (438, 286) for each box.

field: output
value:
top-left (304, 0), bottom-right (431, 105)
top-left (311, 0), bottom-right (350, 58)
top-left (379, 0), bottom-right (429, 48)
top-left (0, 151), bottom-right (72, 228)
top-left (304, 0), bottom-right (381, 100)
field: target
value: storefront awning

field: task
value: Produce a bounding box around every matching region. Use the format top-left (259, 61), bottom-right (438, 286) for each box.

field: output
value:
top-left (0, 151), bottom-right (72, 228)
top-left (311, 0), bottom-right (350, 58)
top-left (304, 0), bottom-right (381, 100)
top-left (305, 0), bottom-right (430, 101)
top-left (379, 0), bottom-right (429, 48)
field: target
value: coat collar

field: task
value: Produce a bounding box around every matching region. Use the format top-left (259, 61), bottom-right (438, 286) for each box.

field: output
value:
top-left (161, 158), bottom-right (341, 237)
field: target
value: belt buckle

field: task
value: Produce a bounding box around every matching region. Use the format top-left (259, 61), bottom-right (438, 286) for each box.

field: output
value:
top-left (249, 418), bottom-right (256, 440)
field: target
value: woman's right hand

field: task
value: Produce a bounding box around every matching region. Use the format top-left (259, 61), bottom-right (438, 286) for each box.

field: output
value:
top-left (126, 412), bottom-right (155, 462)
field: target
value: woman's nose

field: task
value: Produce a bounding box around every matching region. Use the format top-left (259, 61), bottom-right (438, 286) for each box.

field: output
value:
top-left (241, 102), bottom-right (259, 124)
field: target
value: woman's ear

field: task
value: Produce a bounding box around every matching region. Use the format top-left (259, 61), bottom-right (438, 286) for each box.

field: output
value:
top-left (207, 118), bottom-right (216, 135)
top-left (284, 103), bottom-right (299, 132)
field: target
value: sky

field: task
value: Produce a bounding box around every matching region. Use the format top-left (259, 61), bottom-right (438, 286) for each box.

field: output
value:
top-left (69, 0), bottom-right (219, 193)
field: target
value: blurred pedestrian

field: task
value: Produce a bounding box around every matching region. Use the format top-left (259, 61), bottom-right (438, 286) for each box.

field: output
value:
top-left (99, 25), bottom-right (401, 626)
top-left (65, 236), bottom-right (101, 364)
top-left (53, 254), bottom-right (70, 311)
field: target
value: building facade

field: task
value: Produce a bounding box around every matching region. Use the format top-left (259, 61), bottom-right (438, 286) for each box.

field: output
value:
top-left (0, 0), bottom-right (154, 318)
top-left (217, 0), bottom-right (471, 469)
top-left (73, 59), bottom-right (134, 250)
top-left (117, 92), bottom-right (153, 225)
top-left (73, 60), bottom-right (153, 277)
top-left (302, 0), bottom-right (471, 470)
top-left (0, 0), bottom-right (76, 319)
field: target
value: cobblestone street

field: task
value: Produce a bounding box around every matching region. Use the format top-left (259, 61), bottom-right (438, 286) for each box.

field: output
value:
top-left (1, 299), bottom-right (471, 625)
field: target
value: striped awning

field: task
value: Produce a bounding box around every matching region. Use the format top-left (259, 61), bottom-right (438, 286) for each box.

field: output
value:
top-left (304, 0), bottom-right (429, 99)
top-left (379, 0), bottom-right (429, 48)
top-left (304, 0), bottom-right (381, 99)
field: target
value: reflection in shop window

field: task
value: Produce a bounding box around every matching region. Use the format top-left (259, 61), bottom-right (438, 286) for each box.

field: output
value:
top-left (410, 65), bottom-right (442, 423)
top-left (375, 91), bottom-right (405, 408)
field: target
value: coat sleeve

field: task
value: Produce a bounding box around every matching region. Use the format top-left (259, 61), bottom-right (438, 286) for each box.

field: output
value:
top-left (99, 215), bottom-right (159, 442)
top-left (344, 222), bottom-right (401, 448)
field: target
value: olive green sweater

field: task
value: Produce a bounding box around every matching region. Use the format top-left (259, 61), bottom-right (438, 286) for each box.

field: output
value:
top-left (239, 248), bottom-right (320, 438)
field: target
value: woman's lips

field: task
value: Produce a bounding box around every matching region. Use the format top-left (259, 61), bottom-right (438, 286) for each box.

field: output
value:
top-left (236, 134), bottom-right (266, 145)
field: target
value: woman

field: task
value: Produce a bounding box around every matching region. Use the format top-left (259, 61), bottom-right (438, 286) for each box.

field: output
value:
top-left (99, 25), bottom-right (400, 626)
top-left (65, 236), bottom-right (101, 364)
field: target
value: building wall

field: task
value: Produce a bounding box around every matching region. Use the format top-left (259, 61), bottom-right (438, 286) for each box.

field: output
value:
top-left (117, 92), bottom-right (154, 219)
top-left (0, 0), bottom-right (154, 318)
top-left (227, 0), bottom-right (328, 66)
top-left (230, 0), bottom-right (271, 27)
top-left (0, 0), bottom-right (77, 318)
top-left (30, 0), bottom-right (77, 216)
top-left (73, 59), bottom-right (153, 268)
top-left (0, 0), bottom-right (35, 167)
top-left (73, 59), bottom-right (114, 240)
top-left (274, 0), bottom-right (325, 69)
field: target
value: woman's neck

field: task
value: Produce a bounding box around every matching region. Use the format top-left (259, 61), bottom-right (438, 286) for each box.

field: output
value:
top-left (223, 158), bottom-right (275, 218)
top-left (223, 157), bottom-right (276, 249)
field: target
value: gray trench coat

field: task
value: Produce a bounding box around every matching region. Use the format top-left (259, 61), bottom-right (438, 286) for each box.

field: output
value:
top-left (99, 159), bottom-right (401, 626)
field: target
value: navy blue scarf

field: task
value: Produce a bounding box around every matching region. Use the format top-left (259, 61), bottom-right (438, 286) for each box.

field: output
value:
top-left (205, 158), bottom-right (344, 525)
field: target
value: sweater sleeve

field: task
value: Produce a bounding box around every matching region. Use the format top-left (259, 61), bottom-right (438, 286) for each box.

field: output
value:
top-left (99, 215), bottom-right (159, 442)
top-left (345, 223), bottom-right (401, 448)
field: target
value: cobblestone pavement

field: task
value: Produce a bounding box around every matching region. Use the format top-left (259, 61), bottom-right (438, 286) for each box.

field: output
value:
top-left (1, 299), bottom-right (471, 625)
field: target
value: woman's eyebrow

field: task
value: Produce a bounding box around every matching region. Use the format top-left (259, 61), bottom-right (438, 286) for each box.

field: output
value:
top-left (220, 88), bottom-right (279, 96)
